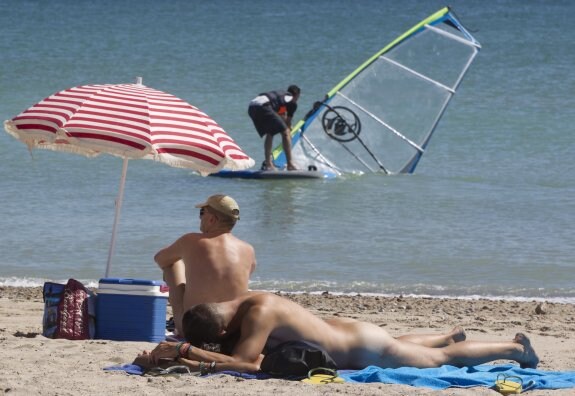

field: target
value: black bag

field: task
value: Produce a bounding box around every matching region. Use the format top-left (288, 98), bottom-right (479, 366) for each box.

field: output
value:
top-left (260, 340), bottom-right (337, 377)
top-left (42, 282), bottom-right (66, 338)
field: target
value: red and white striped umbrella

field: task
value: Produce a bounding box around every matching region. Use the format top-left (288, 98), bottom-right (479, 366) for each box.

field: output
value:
top-left (5, 79), bottom-right (253, 173)
top-left (4, 78), bottom-right (254, 277)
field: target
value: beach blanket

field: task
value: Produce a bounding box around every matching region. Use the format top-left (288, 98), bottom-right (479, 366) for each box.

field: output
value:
top-left (338, 364), bottom-right (575, 391)
top-left (104, 363), bottom-right (575, 390)
top-left (103, 364), bottom-right (271, 379)
top-left (104, 364), bottom-right (145, 375)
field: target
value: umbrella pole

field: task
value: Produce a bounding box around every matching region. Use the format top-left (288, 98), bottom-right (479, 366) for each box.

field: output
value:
top-left (105, 158), bottom-right (129, 278)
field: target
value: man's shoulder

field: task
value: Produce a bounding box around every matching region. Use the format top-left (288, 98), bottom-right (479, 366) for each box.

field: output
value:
top-left (180, 232), bottom-right (203, 240)
top-left (240, 293), bottom-right (284, 325)
top-left (187, 231), bottom-right (252, 248)
top-left (218, 232), bottom-right (254, 248)
top-left (230, 233), bottom-right (254, 246)
top-left (246, 292), bottom-right (277, 306)
top-left (176, 232), bottom-right (211, 247)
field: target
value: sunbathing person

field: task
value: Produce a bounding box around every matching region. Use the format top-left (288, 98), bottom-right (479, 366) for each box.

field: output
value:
top-left (145, 292), bottom-right (539, 373)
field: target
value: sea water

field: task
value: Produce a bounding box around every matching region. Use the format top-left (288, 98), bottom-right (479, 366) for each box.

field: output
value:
top-left (0, 0), bottom-right (573, 302)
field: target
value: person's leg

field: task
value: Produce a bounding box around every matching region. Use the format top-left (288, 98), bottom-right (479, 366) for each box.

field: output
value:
top-left (378, 332), bottom-right (538, 369)
top-left (161, 260), bottom-right (186, 335)
top-left (440, 333), bottom-right (538, 368)
top-left (263, 134), bottom-right (277, 170)
top-left (280, 128), bottom-right (297, 170)
top-left (397, 326), bottom-right (466, 348)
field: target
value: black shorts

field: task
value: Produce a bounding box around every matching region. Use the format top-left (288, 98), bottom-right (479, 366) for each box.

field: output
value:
top-left (248, 104), bottom-right (287, 138)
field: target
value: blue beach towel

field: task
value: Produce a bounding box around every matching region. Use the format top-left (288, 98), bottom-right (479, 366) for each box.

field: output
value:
top-left (103, 364), bottom-right (270, 379)
top-left (104, 363), bottom-right (575, 391)
top-left (104, 364), bottom-right (145, 375)
top-left (339, 364), bottom-right (575, 391)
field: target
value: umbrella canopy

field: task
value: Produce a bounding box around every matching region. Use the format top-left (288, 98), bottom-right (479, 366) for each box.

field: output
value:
top-left (5, 78), bottom-right (253, 173)
top-left (4, 78), bottom-right (254, 277)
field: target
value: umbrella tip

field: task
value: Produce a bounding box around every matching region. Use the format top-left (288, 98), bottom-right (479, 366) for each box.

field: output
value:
top-left (136, 77), bottom-right (143, 85)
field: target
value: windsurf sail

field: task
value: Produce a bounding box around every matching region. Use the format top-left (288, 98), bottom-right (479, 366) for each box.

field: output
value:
top-left (273, 7), bottom-right (481, 175)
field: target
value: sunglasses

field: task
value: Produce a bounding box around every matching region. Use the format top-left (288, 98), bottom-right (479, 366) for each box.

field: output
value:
top-left (199, 208), bottom-right (206, 217)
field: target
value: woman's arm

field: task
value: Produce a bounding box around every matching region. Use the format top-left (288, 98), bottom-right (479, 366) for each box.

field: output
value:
top-left (178, 355), bottom-right (263, 374)
top-left (149, 340), bottom-right (261, 369)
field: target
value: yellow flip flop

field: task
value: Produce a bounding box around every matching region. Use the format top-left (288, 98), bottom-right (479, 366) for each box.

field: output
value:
top-left (494, 374), bottom-right (523, 395)
top-left (301, 367), bottom-right (345, 384)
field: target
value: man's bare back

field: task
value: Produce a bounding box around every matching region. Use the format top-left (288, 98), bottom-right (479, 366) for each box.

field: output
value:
top-left (179, 232), bottom-right (255, 307)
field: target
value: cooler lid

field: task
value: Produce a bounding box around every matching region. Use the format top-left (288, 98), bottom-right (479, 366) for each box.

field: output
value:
top-left (98, 278), bottom-right (165, 286)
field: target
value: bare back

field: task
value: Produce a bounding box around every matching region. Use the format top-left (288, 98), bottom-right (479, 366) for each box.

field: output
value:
top-left (181, 232), bottom-right (255, 308)
top-left (155, 229), bottom-right (256, 320)
top-left (230, 293), bottom-right (398, 370)
top-left (231, 294), bottom-right (382, 368)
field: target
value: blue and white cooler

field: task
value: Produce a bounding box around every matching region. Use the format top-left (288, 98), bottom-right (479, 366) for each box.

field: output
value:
top-left (96, 278), bottom-right (169, 342)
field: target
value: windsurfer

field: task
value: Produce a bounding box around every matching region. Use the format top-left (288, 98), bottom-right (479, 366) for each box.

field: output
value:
top-left (248, 85), bottom-right (300, 171)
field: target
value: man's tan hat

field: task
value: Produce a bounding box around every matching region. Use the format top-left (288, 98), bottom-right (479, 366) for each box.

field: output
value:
top-left (195, 194), bottom-right (240, 220)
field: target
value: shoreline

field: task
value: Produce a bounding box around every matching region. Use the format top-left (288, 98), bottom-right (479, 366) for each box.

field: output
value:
top-left (1, 282), bottom-right (574, 305)
top-left (1, 286), bottom-right (574, 395)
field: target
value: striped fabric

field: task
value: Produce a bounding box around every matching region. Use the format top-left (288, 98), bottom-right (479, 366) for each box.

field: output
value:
top-left (4, 83), bottom-right (254, 174)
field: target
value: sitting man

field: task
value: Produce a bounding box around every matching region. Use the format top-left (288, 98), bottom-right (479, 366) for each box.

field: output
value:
top-left (154, 194), bottom-right (256, 336)
top-left (145, 292), bottom-right (539, 373)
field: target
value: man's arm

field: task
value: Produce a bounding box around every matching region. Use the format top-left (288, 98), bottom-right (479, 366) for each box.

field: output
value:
top-left (154, 235), bottom-right (189, 269)
top-left (285, 102), bottom-right (297, 129)
top-left (229, 305), bottom-right (274, 363)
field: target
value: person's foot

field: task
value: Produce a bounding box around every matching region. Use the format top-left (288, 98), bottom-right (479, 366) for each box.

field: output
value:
top-left (448, 326), bottom-right (467, 344)
top-left (287, 162), bottom-right (298, 171)
top-left (262, 162), bottom-right (277, 171)
top-left (514, 332), bottom-right (539, 369)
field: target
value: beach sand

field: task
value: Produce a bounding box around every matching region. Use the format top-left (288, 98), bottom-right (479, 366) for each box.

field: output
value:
top-left (1, 286), bottom-right (574, 395)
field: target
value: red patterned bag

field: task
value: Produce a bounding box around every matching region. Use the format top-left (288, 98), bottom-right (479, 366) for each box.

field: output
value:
top-left (43, 279), bottom-right (94, 340)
